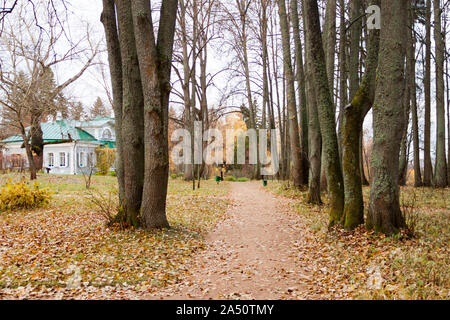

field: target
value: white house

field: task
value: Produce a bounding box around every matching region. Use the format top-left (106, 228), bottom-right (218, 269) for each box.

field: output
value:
top-left (0, 116), bottom-right (116, 175)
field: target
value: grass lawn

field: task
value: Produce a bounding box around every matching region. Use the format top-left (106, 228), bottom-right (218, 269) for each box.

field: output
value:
top-left (0, 173), bottom-right (230, 299)
top-left (266, 181), bottom-right (449, 299)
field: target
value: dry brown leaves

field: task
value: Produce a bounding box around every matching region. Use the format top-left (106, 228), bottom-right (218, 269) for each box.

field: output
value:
top-left (0, 176), bottom-right (229, 299)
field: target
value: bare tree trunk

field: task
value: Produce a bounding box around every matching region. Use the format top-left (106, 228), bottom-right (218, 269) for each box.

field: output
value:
top-left (349, 0), bottom-right (361, 98)
top-left (433, 0), bottom-right (448, 187)
top-left (337, 0), bottom-right (347, 146)
top-left (20, 129), bottom-right (37, 180)
top-left (259, 0), bottom-right (270, 132)
top-left (341, 0), bottom-right (380, 230)
top-left (423, 0), bottom-right (433, 186)
top-left (408, 8), bottom-right (422, 187)
top-left (446, 26), bottom-right (450, 187)
top-left (114, 0), bottom-right (145, 227)
top-left (319, 0), bottom-right (337, 192)
top-left (30, 109), bottom-right (44, 171)
top-left (278, 0), bottom-right (303, 188)
top-left (290, 0), bottom-right (309, 185)
top-left (101, 0), bottom-right (125, 204)
top-left (302, 1), bottom-right (322, 204)
top-left (303, 0), bottom-right (344, 225)
top-left (324, 0), bottom-right (336, 99)
top-left (398, 54), bottom-right (411, 186)
top-left (367, 0), bottom-right (407, 235)
top-left (131, 0), bottom-right (178, 228)
top-left (178, 0), bottom-right (194, 182)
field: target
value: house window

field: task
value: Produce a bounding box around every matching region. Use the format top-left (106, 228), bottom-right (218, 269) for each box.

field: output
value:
top-left (59, 152), bottom-right (66, 167)
top-left (48, 153), bottom-right (54, 167)
top-left (88, 152), bottom-right (95, 167)
top-left (102, 128), bottom-right (112, 140)
top-left (79, 152), bottom-right (85, 167)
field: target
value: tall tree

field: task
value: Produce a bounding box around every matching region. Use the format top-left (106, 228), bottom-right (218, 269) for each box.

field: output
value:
top-left (90, 97), bottom-right (111, 119)
top-left (433, 0), bottom-right (448, 187)
top-left (408, 5), bottom-right (422, 187)
top-left (367, 0), bottom-right (407, 235)
top-left (131, 0), bottom-right (178, 228)
top-left (290, 0), bottom-right (309, 185)
top-left (278, 0), bottom-right (303, 188)
top-left (303, 0), bottom-right (344, 225)
top-left (349, 0), bottom-right (362, 98)
top-left (0, 3), bottom-right (98, 179)
top-left (423, 0), bottom-right (433, 186)
top-left (101, 0), bottom-right (178, 229)
top-left (324, 0), bottom-right (337, 100)
top-left (341, 0), bottom-right (380, 230)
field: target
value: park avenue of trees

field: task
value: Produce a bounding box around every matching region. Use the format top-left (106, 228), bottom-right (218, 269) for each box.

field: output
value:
top-left (1, 0), bottom-right (449, 236)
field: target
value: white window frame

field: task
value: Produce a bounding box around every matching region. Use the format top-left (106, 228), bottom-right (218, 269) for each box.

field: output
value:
top-left (59, 152), bottom-right (66, 167)
top-left (88, 152), bottom-right (95, 168)
top-left (79, 152), bottom-right (85, 168)
top-left (48, 153), bottom-right (54, 167)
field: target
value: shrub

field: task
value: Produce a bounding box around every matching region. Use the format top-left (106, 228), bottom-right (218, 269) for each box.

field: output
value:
top-left (177, 173), bottom-right (184, 178)
top-left (0, 180), bottom-right (51, 211)
top-left (170, 173), bottom-right (178, 179)
top-left (237, 177), bottom-right (250, 182)
top-left (225, 176), bottom-right (236, 182)
top-left (109, 171), bottom-right (117, 177)
top-left (95, 147), bottom-right (116, 176)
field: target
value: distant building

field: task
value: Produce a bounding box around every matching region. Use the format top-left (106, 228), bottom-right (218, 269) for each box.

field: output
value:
top-left (0, 116), bottom-right (116, 174)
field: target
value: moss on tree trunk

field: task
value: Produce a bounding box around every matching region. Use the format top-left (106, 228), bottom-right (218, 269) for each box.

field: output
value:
top-left (367, 0), bottom-right (407, 235)
top-left (303, 0), bottom-right (344, 225)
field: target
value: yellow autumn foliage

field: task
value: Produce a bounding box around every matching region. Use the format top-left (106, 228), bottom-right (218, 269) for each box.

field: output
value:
top-left (95, 147), bottom-right (116, 176)
top-left (0, 180), bottom-right (51, 211)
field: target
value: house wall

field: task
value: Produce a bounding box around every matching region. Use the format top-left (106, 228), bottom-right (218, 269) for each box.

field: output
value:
top-left (82, 125), bottom-right (115, 142)
top-left (1, 142), bottom-right (99, 175)
top-left (1, 143), bottom-right (28, 170)
top-left (73, 143), bottom-right (98, 175)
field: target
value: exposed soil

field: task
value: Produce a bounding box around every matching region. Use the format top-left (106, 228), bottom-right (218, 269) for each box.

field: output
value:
top-left (148, 181), bottom-right (316, 300)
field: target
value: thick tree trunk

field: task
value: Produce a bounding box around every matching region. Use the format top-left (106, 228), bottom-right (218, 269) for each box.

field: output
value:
top-left (21, 130), bottom-right (37, 180)
top-left (433, 0), bottom-right (448, 187)
top-left (341, 2), bottom-right (380, 230)
top-left (337, 0), bottom-right (347, 146)
top-left (319, 0), bottom-right (337, 192)
top-left (367, 0), bottom-right (407, 235)
top-left (324, 0), bottom-right (336, 100)
top-left (278, 0), bottom-right (303, 188)
top-left (349, 0), bottom-right (362, 99)
top-left (101, 0), bottom-right (125, 204)
top-left (303, 0), bottom-right (344, 225)
top-left (423, 0), bottom-right (433, 186)
top-left (114, 0), bottom-right (145, 227)
top-left (30, 109), bottom-right (44, 171)
top-left (301, 8), bottom-right (321, 204)
top-left (131, 0), bottom-right (177, 228)
top-left (290, 0), bottom-right (309, 185)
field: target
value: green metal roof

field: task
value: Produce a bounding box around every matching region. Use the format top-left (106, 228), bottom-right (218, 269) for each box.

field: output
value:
top-left (1, 120), bottom-right (100, 144)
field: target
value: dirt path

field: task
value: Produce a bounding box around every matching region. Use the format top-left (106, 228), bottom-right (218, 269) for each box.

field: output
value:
top-left (148, 181), bottom-right (315, 300)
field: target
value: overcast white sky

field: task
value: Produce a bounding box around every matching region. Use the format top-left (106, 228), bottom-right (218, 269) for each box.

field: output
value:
top-left (4, 0), bottom-right (446, 159)
top-left (60, 0), bottom-right (110, 110)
